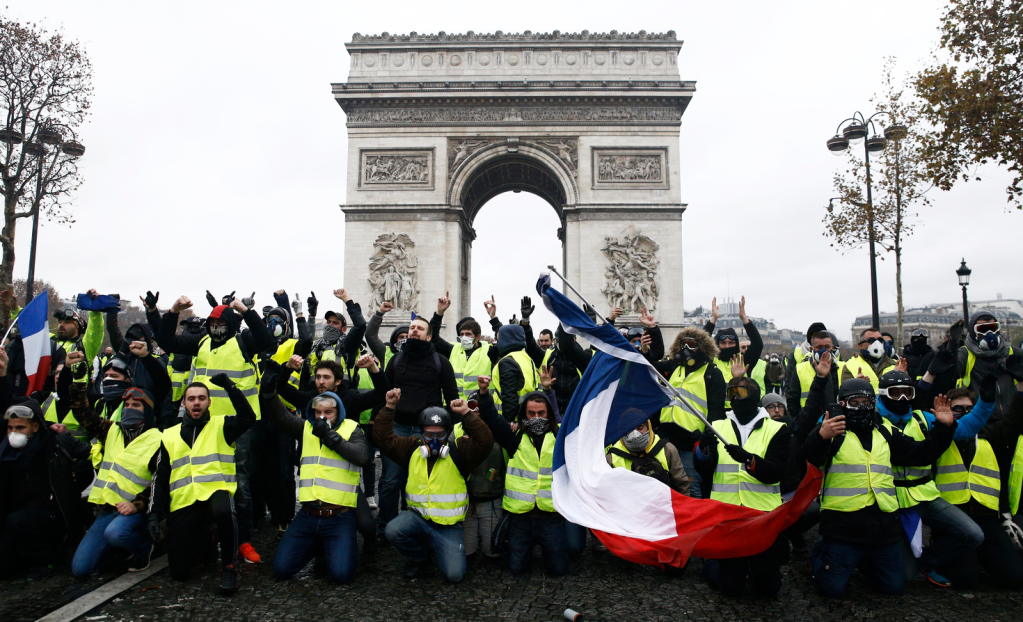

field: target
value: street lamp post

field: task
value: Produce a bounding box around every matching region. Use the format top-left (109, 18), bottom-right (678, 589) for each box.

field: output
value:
top-left (956, 259), bottom-right (971, 327)
top-left (826, 112), bottom-right (907, 330)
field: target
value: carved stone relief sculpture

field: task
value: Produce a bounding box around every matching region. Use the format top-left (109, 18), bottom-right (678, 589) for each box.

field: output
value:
top-left (447, 137), bottom-right (578, 180)
top-left (359, 149), bottom-right (434, 190)
top-left (600, 226), bottom-right (660, 313)
top-left (348, 106), bottom-right (683, 126)
top-left (368, 232), bottom-right (421, 312)
top-left (591, 148), bottom-right (668, 189)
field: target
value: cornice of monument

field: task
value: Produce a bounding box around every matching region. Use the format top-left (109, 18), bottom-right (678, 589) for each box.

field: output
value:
top-left (348, 30), bottom-right (679, 46)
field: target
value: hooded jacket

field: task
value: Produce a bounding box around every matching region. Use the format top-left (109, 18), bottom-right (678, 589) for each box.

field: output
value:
top-left (496, 324), bottom-right (533, 419)
top-left (957, 310), bottom-right (1021, 421)
top-left (654, 327), bottom-right (727, 451)
top-left (383, 337), bottom-right (459, 427)
top-left (902, 340), bottom-right (933, 379)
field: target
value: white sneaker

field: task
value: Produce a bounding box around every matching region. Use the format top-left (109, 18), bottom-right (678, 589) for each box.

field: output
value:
top-left (368, 498), bottom-right (378, 510)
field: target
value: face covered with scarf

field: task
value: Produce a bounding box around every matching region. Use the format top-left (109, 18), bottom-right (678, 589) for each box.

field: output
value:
top-left (119, 387), bottom-right (156, 442)
top-left (521, 394), bottom-right (552, 436)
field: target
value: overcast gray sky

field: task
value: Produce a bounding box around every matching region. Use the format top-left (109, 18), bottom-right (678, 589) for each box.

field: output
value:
top-left (7, 1), bottom-right (1021, 342)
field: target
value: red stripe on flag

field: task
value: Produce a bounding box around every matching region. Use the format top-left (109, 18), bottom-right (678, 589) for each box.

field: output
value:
top-left (26, 354), bottom-right (51, 395)
top-left (593, 464), bottom-right (822, 568)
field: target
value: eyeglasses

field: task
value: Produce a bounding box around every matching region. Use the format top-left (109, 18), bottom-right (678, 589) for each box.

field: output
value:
top-left (122, 387), bottom-right (154, 408)
top-left (764, 403), bottom-right (785, 410)
top-left (726, 385), bottom-right (750, 401)
top-left (878, 385), bottom-right (915, 401)
top-left (974, 321), bottom-right (999, 335)
top-left (4, 404), bottom-right (37, 420)
top-left (951, 405), bottom-right (972, 416)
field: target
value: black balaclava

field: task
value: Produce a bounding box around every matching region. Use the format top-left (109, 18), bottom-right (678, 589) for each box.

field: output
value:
top-left (840, 379), bottom-right (876, 431)
top-left (729, 378), bottom-right (761, 424)
top-left (716, 328), bottom-right (740, 362)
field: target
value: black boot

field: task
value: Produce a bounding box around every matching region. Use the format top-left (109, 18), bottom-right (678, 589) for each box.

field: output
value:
top-left (220, 564), bottom-right (238, 595)
top-left (403, 558), bottom-right (429, 579)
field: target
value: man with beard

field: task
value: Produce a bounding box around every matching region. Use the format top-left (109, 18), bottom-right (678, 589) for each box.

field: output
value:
top-left (838, 327), bottom-right (900, 391)
top-left (695, 376), bottom-right (790, 597)
top-left (306, 290), bottom-right (367, 391)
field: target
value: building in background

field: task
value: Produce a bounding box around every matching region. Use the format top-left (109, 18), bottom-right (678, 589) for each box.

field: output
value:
top-left (683, 300), bottom-right (810, 356)
top-left (850, 295), bottom-right (1022, 345)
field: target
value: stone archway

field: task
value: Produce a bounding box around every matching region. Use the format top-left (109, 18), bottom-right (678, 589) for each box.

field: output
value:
top-left (334, 30), bottom-right (695, 341)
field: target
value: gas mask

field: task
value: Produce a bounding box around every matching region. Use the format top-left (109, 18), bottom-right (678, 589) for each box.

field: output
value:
top-left (419, 433), bottom-right (450, 458)
top-left (459, 336), bottom-right (475, 350)
top-left (811, 348), bottom-right (835, 366)
top-left (267, 316), bottom-right (288, 340)
top-left (978, 332), bottom-right (1001, 351)
top-left (623, 429), bottom-right (650, 453)
top-left (7, 432), bottom-right (29, 448)
top-left (882, 341), bottom-right (894, 358)
top-left (522, 416), bottom-right (550, 436)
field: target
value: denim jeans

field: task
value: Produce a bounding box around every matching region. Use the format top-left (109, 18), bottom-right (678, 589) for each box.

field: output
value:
top-left (507, 512), bottom-right (569, 576)
top-left (915, 497), bottom-right (984, 570)
top-left (233, 429), bottom-right (254, 543)
top-left (939, 515), bottom-right (1023, 589)
top-left (463, 499), bottom-right (503, 557)
top-left (811, 537), bottom-right (905, 597)
top-left (378, 423), bottom-right (420, 528)
top-left (677, 450), bottom-right (701, 499)
top-left (72, 508), bottom-right (150, 577)
top-left (273, 508), bottom-right (357, 583)
top-left (385, 510), bottom-right (466, 583)
top-left (565, 520), bottom-right (587, 559)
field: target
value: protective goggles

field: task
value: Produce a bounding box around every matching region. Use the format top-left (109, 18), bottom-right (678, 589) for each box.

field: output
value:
top-left (122, 387), bottom-right (154, 409)
top-left (103, 358), bottom-right (132, 378)
top-left (911, 328), bottom-right (928, 338)
top-left (421, 429), bottom-right (449, 441)
top-left (726, 385), bottom-right (750, 401)
top-left (466, 392), bottom-right (480, 413)
top-left (680, 338), bottom-right (699, 350)
top-left (4, 404), bottom-right (38, 420)
top-left (716, 336), bottom-right (737, 345)
top-left (878, 385), bottom-right (915, 401)
top-left (974, 321), bottom-right (999, 335)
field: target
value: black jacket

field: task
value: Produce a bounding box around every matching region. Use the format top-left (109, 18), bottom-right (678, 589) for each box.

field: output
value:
top-left (155, 309), bottom-right (273, 361)
top-left (384, 340), bottom-right (459, 427)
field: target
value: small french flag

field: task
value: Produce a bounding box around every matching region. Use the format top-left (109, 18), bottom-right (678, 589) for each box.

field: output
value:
top-left (15, 291), bottom-right (53, 394)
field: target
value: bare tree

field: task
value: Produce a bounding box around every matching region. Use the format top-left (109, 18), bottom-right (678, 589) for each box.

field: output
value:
top-left (0, 15), bottom-right (93, 327)
top-left (824, 59), bottom-right (933, 348)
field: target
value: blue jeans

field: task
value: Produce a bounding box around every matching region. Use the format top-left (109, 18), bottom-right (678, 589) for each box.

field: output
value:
top-left (378, 423), bottom-right (419, 528)
top-left (72, 509), bottom-right (150, 577)
top-left (678, 450), bottom-right (701, 499)
top-left (916, 497), bottom-right (984, 569)
top-left (507, 513), bottom-right (569, 576)
top-left (811, 537), bottom-right (905, 597)
top-left (385, 510), bottom-right (466, 583)
top-left (273, 508), bottom-right (357, 583)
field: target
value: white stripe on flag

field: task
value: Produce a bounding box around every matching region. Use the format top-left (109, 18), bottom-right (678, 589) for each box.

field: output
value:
top-left (552, 379), bottom-right (677, 541)
top-left (23, 325), bottom-right (50, 382)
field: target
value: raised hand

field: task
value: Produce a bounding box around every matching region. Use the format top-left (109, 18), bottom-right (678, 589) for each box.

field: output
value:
top-left (711, 297), bottom-right (720, 322)
top-left (477, 375), bottom-right (491, 393)
top-left (334, 288), bottom-right (350, 302)
top-left (205, 290), bottom-right (218, 308)
top-left (931, 394), bottom-right (954, 426)
top-left (639, 307), bottom-right (656, 328)
top-left (242, 292), bottom-right (256, 309)
top-left (287, 354), bottom-right (304, 371)
top-left (307, 292), bottom-right (318, 317)
top-left (608, 307), bottom-right (623, 322)
top-left (738, 296), bottom-right (748, 323)
top-left (221, 291), bottom-right (236, 305)
top-left (438, 291), bottom-right (451, 314)
top-left (819, 413), bottom-right (846, 440)
top-left (730, 353), bottom-right (745, 379)
top-left (379, 301), bottom-right (393, 314)
top-left (355, 354), bottom-right (379, 373)
top-left (129, 340), bottom-right (149, 358)
top-left (140, 291), bottom-right (159, 311)
top-left (172, 295), bottom-right (193, 313)
top-left (815, 351), bottom-right (832, 378)
top-left (291, 298), bottom-right (303, 316)
top-left (65, 350), bottom-right (86, 367)
top-left (209, 373), bottom-right (235, 389)
top-left (450, 398), bottom-right (469, 415)
top-left (640, 334), bottom-right (652, 351)
top-left (0, 348), bottom-right (8, 377)
top-left (483, 295), bottom-right (496, 319)
top-left (385, 388), bottom-right (401, 408)
top-left (520, 296), bottom-right (534, 320)
top-left (895, 357), bottom-right (908, 373)
top-left (230, 298), bottom-right (248, 314)
top-left (539, 365), bottom-right (556, 390)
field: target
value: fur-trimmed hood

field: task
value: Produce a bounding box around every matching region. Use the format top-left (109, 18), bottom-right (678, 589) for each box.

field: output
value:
top-left (668, 326), bottom-right (719, 360)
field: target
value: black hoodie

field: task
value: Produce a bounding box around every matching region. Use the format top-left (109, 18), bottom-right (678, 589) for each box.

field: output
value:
top-left (384, 338), bottom-right (459, 427)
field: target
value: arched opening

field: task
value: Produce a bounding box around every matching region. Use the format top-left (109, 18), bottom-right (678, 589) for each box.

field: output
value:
top-left (452, 150), bottom-right (573, 332)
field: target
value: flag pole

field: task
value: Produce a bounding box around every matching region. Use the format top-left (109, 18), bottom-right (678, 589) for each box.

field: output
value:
top-left (545, 266), bottom-right (729, 444)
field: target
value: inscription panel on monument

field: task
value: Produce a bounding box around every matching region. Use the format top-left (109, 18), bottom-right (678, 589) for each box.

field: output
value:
top-left (359, 148), bottom-right (435, 190)
top-left (591, 148), bottom-right (668, 190)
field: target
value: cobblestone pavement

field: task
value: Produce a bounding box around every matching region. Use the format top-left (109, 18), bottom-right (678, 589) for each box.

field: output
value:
top-left (3, 520), bottom-right (1022, 622)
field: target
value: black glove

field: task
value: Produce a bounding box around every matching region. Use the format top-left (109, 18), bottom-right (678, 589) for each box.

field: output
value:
top-left (209, 373), bottom-right (235, 390)
top-left (307, 292), bottom-right (318, 317)
top-left (928, 346), bottom-right (957, 375)
top-left (221, 291), bottom-right (236, 305)
top-left (699, 427), bottom-right (718, 453)
top-left (242, 292), bottom-right (256, 310)
top-left (144, 290), bottom-right (159, 311)
top-left (520, 296), bottom-right (535, 320)
top-left (205, 290), bottom-right (218, 308)
top-left (311, 417), bottom-right (332, 439)
top-left (509, 313), bottom-right (518, 325)
top-left (583, 304), bottom-right (598, 323)
top-left (979, 374), bottom-right (998, 404)
top-left (725, 444), bottom-right (755, 465)
top-left (147, 513), bottom-right (161, 543)
top-left (71, 357), bottom-right (89, 380)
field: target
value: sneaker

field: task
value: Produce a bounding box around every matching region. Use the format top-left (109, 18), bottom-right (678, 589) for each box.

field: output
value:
top-left (26, 564), bottom-right (54, 582)
top-left (128, 545), bottom-right (155, 572)
top-left (403, 558), bottom-right (429, 579)
top-left (238, 542), bottom-right (261, 565)
top-left (921, 567), bottom-right (952, 587)
top-left (368, 498), bottom-right (378, 510)
top-left (220, 565), bottom-right (238, 595)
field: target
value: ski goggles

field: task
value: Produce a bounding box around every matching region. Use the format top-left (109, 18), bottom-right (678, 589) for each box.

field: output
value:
top-left (4, 404), bottom-right (38, 420)
top-left (974, 320), bottom-right (999, 335)
top-left (680, 338), bottom-right (699, 350)
top-left (911, 328), bottom-right (928, 338)
top-left (878, 385), bottom-right (915, 401)
top-left (716, 336), bottom-right (737, 346)
top-left (122, 387), bottom-right (154, 408)
top-left (726, 384), bottom-right (751, 401)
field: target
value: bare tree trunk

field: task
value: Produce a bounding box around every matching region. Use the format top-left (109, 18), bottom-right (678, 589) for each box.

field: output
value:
top-left (0, 192), bottom-right (19, 331)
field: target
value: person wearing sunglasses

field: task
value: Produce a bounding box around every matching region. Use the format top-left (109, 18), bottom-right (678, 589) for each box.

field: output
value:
top-left (838, 327), bottom-right (899, 392)
top-left (954, 311), bottom-right (1023, 422)
top-left (69, 381), bottom-right (162, 578)
top-left (874, 370), bottom-right (989, 588)
top-left (695, 376), bottom-right (790, 597)
top-left (0, 397), bottom-right (92, 582)
top-left (799, 356), bottom-right (958, 598)
top-left (654, 326), bottom-right (727, 499)
top-left (929, 375), bottom-right (1023, 589)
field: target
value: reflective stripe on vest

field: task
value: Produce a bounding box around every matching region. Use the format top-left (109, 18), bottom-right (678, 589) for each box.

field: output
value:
top-left (405, 449), bottom-right (468, 525)
top-left (503, 431), bottom-right (556, 514)
top-left (710, 418), bottom-right (783, 511)
top-left (492, 350), bottom-right (539, 416)
top-left (450, 341), bottom-right (492, 399)
top-left (659, 363), bottom-right (709, 434)
top-left (298, 418), bottom-right (360, 507)
top-left (191, 335), bottom-right (261, 419)
top-left (935, 438), bottom-right (1001, 511)
top-left (821, 423), bottom-right (899, 513)
top-left (1009, 436), bottom-right (1023, 515)
top-left (163, 417), bottom-right (238, 512)
top-left (893, 412), bottom-right (940, 508)
top-left (88, 427), bottom-right (162, 505)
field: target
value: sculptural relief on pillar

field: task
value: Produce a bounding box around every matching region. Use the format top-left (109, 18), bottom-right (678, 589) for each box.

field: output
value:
top-left (359, 149), bottom-right (435, 190)
top-left (368, 232), bottom-right (421, 312)
top-left (601, 226), bottom-right (660, 313)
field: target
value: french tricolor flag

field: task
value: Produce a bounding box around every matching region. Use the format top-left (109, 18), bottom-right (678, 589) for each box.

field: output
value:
top-left (537, 274), bottom-right (822, 568)
top-left (14, 291), bottom-right (53, 394)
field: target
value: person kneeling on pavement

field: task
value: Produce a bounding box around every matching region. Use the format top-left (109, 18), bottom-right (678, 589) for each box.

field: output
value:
top-left (153, 375), bottom-right (255, 595)
top-left (262, 384), bottom-right (370, 583)
top-left (373, 389), bottom-right (493, 583)
top-left (607, 416), bottom-right (689, 495)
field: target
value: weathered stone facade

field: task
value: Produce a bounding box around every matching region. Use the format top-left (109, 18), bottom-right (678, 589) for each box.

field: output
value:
top-left (334, 30), bottom-right (695, 341)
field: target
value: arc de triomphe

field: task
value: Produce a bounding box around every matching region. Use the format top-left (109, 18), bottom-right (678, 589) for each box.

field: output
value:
top-left (333, 31), bottom-right (695, 341)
